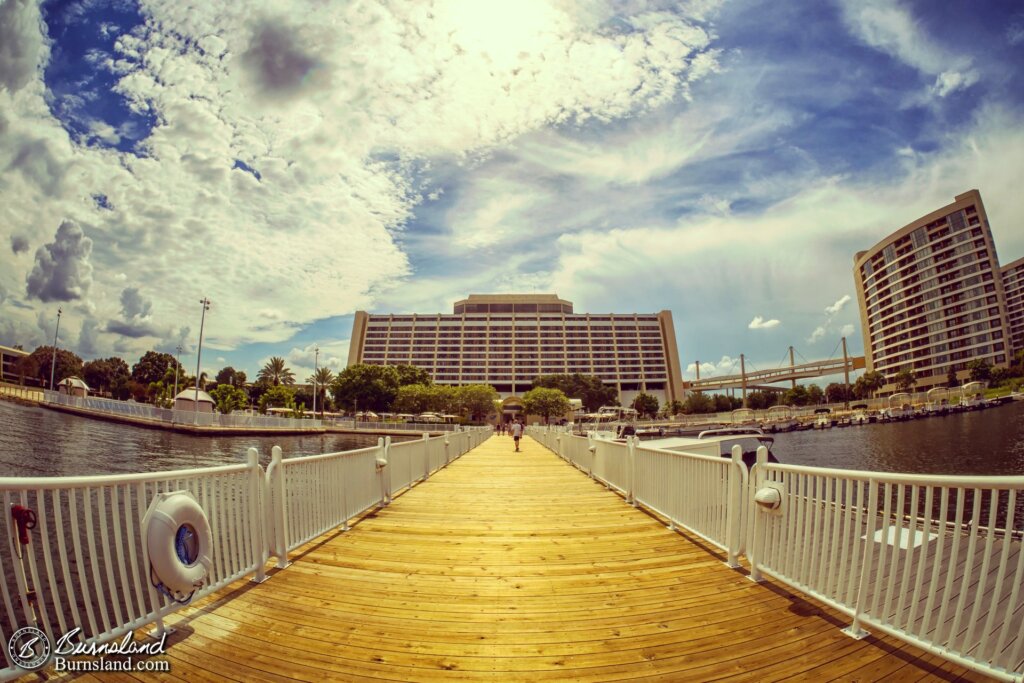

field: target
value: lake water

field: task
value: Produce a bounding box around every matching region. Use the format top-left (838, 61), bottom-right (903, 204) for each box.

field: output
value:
top-left (1, 398), bottom-right (1023, 479)
top-left (0, 400), bottom-right (415, 478)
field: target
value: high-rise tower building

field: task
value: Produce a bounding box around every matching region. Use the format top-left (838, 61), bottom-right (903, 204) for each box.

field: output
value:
top-left (853, 190), bottom-right (1012, 394)
top-left (1002, 257), bottom-right (1024, 359)
top-left (348, 294), bottom-right (684, 406)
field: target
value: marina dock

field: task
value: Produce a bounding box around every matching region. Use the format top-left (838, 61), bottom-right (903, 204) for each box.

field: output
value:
top-left (57, 435), bottom-right (982, 681)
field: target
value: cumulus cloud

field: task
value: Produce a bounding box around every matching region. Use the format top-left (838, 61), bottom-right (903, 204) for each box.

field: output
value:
top-left (808, 325), bottom-right (827, 344)
top-left (10, 234), bottom-right (28, 254)
top-left (25, 220), bottom-right (94, 302)
top-left (119, 287), bottom-right (153, 320)
top-left (824, 294), bottom-right (851, 315)
top-left (78, 317), bottom-right (100, 357)
top-left (686, 355), bottom-right (738, 378)
top-left (748, 316), bottom-right (780, 330)
top-left (241, 22), bottom-right (323, 100)
top-left (0, 0), bottom-right (45, 93)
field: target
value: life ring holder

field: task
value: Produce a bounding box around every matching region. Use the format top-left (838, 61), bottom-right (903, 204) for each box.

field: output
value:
top-left (142, 491), bottom-right (214, 603)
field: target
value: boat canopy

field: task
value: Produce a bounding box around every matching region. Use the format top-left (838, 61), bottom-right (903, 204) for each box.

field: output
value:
top-left (888, 392), bottom-right (912, 407)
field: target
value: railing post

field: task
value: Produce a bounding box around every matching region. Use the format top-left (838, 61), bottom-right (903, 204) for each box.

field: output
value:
top-left (444, 434), bottom-right (451, 467)
top-left (421, 433), bottom-right (430, 482)
top-left (270, 445), bottom-right (290, 568)
top-left (627, 436), bottom-right (637, 506)
top-left (843, 479), bottom-right (878, 640)
top-left (749, 445), bottom-right (769, 582)
top-left (725, 444), bottom-right (743, 569)
top-left (381, 436), bottom-right (392, 504)
top-left (247, 447), bottom-right (268, 582)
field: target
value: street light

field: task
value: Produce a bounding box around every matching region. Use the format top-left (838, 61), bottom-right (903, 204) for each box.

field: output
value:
top-left (194, 298), bottom-right (211, 424)
top-left (312, 345), bottom-right (319, 421)
top-left (49, 308), bottom-right (62, 391)
top-left (173, 344), bottom-right (182, 402)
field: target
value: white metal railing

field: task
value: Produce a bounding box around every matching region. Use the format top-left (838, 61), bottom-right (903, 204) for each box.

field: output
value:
top-left (0, 451), bottom-right (266, 677)
top-left (748, 452), bottom-right (1024, 682)
top-left (264, 428), bottom-right (490, 567)
top-left (527, 425), bottom-right (1023, 681)
top-left (0, 384), bottom-right (43, 401)
top-left (43, 390), bottom-right (321, 429)
top-left (326, 419), bottom-right (461, 432)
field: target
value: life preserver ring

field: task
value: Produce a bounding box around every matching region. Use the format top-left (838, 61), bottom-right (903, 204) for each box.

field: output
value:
top-left (143, 491), bottom-right (213, 600)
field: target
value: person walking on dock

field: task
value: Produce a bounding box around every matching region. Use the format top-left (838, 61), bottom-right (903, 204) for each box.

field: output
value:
top-left (510, 420), bottom-right (523, 452)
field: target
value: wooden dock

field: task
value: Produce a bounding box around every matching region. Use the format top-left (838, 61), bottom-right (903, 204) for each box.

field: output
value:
top-left (60, 435), bottom-right (988, 681)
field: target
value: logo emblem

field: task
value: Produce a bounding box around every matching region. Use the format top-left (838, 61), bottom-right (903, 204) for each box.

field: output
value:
top-left (7, 626), bottom-right (51, 671)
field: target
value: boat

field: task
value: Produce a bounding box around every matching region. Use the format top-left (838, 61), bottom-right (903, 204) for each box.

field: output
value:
top-left (959, 381), bottom-right (987, 410)
top-left (924, 387), bottom-right (952, 416)
top-left (884, 392), bottom-right (914, 420)
top-left (634, 426), bottom-right (777, 467)
top-left (813, 408), bottom-right (833, 429)
top-left (849, 404), bottom-right (872, 425)
top-left (730, 407), bottom-right (756, 425)
top-left (761, 405), bottom-right (798, 432)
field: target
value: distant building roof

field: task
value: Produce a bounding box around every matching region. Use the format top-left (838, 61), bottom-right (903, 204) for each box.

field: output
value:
top-left (174, 388), bottom-right (214, 403)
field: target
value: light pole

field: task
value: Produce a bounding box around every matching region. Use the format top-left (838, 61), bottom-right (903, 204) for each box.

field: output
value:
top-left (312, 345), bottom-right (319, 420)
top-left (49, 308), bottom-right (62, 391)
top-left (173, 344), bottom-right (182, 402)
top-left (194, 298), bottom-right (211, 424)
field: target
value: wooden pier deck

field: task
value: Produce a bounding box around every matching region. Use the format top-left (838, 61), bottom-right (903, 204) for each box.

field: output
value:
top-left (73, 435), bottom-right (987, 681)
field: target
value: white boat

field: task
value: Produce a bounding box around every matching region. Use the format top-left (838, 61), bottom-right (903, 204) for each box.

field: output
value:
top-left (813, 409), bottom-right (833, 429)
top-left (883, 392), bottom-right (914, 420)
top-left (762, 405), bottom-right (798, 432)
top-left (636, 427), bottom-right (777, 467)
top-left (959, 381), bottom-right (987, 410)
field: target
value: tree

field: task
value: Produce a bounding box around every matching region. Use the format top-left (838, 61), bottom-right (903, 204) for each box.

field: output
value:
top-left (82, 357), bottom-right (130, 394)
top-left (713, 394), bottom-right (741, 412)
top-left (395, 365), bottom-right (432, 387)
top-left (215, 366), bottom-right (247, 387)
top-left (682, 392), bottom-right (713, 414)
top-left (967, 359), bottom-right (991, 383)
top-left (209, 384), bottom-right (248, 414)
top-left (824, 383), bottom-right (852, 404)
top-left (308, 367), bottom-right (335, 417)
top-left (456, 384), bottom-right (499, 421)
top-left (533, 373), bottom-right (617, 412)
top-left (259, 385), bottom-right (296, 413)
top-left (946, 367), bottom-right (959, 388)
top-left (806, 384), bottom-right (824, 404)
top-left (746, 391), bottom-right (778, 410)
top-left (783, 385), bottom-right (810, 406)
top-left (16, 346), bottom-right (84, 387)
top-left (660, 399), bottom-right (685, 418)
top-left (131, 351), bottom-right (179, 385)
top-left (989, 367), bottom-right (1010, 387)
top-left (522, 387), bottom-right (571, 424)
top-left (860, 371), bottom-right (885, 398)
top-left (331, 364), bottom-right (400, 412)
top-left (393, 384), bottom-right (433, 414)
top-left (257, 357), bottom-right (295, 386)
top-left (894, 366), bottom-right (917, 392)
top-left (631, 392), bottom-right (659, 419)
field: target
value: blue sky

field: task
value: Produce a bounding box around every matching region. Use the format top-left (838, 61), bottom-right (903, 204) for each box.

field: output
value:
top-left (1, 0), bottom-right (1023, 387)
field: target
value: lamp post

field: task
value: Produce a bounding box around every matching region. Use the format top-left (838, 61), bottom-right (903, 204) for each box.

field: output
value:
top-left (312, 345), bottom-right (319, 420)
top-left (194, 298), bottom-right (211, 424)
top-left (49, 308), bottom-right (62, 391)
top-left (173, 344), bottom-right (182, 403)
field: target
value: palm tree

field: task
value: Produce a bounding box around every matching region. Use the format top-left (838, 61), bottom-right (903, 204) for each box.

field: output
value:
top-left (258, 357), bottom-right (295, 386)
top-left (308, 367), bottom-right (335, 418)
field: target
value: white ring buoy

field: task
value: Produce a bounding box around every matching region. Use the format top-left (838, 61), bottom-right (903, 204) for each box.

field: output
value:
top-left (144, 491), bottom-right (213, 598)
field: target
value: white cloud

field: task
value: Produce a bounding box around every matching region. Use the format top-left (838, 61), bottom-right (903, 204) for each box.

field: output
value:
top-left (685, 354), bottom-right (737, 378)
top-left (0, 0), bottom-right (721, 361)
top-left (748, 316), bottom-right (780, 330)
top-left (824, 295), bottom-right (851, 315)
top-left (837, 0), bottom-right (977, 97)
top-left (840, 323), bottom-right (855, 337)
top-left (808, 325), bottom-right (827, 344)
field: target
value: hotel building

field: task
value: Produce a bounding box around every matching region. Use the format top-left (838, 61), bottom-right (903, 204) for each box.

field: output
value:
top-left (1003, 257), bottom-right (1024, 358)
top-left (347, 294), bottom-right (684, 406)
top-left (853, 190), bottom-right (1012, 394)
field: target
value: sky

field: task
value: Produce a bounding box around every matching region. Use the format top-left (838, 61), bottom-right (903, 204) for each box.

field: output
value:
top-left (1, 0), bottom-right (1023, 387)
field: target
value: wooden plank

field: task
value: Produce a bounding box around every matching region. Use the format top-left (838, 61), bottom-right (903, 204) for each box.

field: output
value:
top-left (28, 434), bottom-right (984, 681)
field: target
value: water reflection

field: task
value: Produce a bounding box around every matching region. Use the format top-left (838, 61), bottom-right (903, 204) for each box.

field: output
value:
top-left (0, 400), bottom-right (416, 478)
